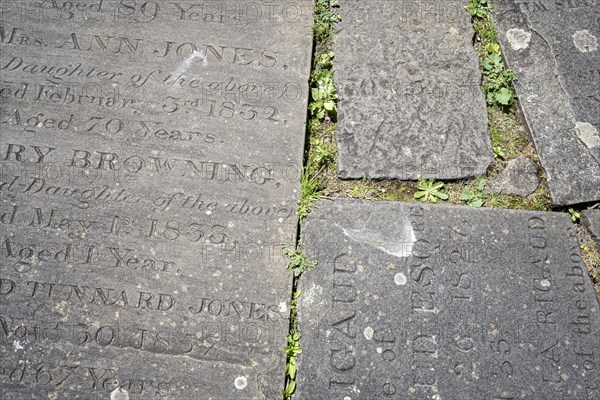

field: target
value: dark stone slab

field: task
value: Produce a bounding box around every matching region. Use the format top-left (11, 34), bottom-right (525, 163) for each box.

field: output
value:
top-left (0, 1), bottom-right (312, 398)
top-left (334, 1), bottom-right (493, 180)
top-left (582, 210), bottom-right (600, 245)
top-left (493, 1), bottom-right (600, 205)
top-left (297, 199), bottom-right (600, 399)
top-left (485, 156), bottom-right (539, 197)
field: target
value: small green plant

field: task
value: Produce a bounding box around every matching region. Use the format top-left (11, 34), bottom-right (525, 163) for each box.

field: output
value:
top-left (568, 208), bottom-right (581, 222)
top-left (309, 137), bottom-right (336, 171)
top-left (482, 44), bottom-right (516, 107)
top-left (283, 332), bottom-right (301, 397)
top-left (283, 290), bottom-right (302, 399)
top-left (467, 0), bottom-right (516, 108)
top-left (492, 144), bottom-right (506, 159)
top-left (309, 1), bottom-right (339, 122)
top-left (314, 0), bottom-right (340, 42)
top-left (466, 0), bottom-right (491, 18)
top-left (309, 69), bottom-right (338, 120)
top-left (316, 51), bottom-right (335, 69)
top-left (414, 177), bottom-right (449, 203)
top-left (283, 245), bottom-right (317, 277)
top-left (460, 177), bottom-right (487, 208)
top-left (298, 168), bottom-right (324, 221)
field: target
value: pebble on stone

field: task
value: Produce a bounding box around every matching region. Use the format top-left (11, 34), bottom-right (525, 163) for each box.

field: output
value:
top-left (485, 156), bottom-right (539, 197)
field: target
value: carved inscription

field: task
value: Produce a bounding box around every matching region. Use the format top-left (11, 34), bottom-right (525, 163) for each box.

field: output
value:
top-left (0, 313), bottom-right (279, 362)
top-left (327, 253), bottom-right (358, 396)
top-left (0, 0), bottom-right (313, 397)
top-left (298, 201), bottom-right (600, 399)
top-left (0, 359), bottom-right (175, 398)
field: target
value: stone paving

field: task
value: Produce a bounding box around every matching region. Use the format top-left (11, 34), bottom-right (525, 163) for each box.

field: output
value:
top-left (0, 1), bottom-right (598, 399)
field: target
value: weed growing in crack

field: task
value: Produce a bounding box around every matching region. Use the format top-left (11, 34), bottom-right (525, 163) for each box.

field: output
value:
top-left (482, 43), bottom-right (517, 107)
top-left (282, 2), bottom-right (340, 399)
top-left (460, 177), bottom-right (487, 208)
top-left (283, 290), bottom-right (303, 398)
top-left (414, 177), bottom-right (449, 203)
top-left (283, 245), bottom-right (317, 278)
top-left (467, 0), bottom-right (516, 107)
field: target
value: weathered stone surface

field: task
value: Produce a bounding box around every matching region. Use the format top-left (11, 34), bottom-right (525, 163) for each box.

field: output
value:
top-left (493, 1), bottom-right (600, 205)
top-left (334, 1), bottom-right (493, 180)
top-left (486, 156), bottom-right (539, 197)
top-left (0, 1), bottom-right (312, 398)
top-left (297, 199), bottom-right (600, 399)
top-left (582, 210), bottom-right (600, 245)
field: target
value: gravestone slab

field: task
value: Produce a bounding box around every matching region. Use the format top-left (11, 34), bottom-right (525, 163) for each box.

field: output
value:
top-left (0, 1), bottom-right (313, 398)
top-left (582, 210), bottom-right (600, 245)
top-left (334, 0), bottom-right (493, 180)
top-left (493, 1), bottom-right (600, 205)
top-left (297, 199), bottom-right (600, 399)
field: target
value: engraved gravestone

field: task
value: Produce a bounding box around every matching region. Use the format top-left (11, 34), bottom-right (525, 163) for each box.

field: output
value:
top-left (297, 199), bottom-right (600, 399)
top-left (493, 1), bottom-right (600, 205)
top-left (0, 1), bottom-right (313, 398)
top-left (334, 0), bottom-right (493, 180)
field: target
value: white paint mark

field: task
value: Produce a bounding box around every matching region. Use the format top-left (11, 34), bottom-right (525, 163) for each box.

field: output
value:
top-left (234, 376), bottom-right (247, 390)
top-left (540, 279), bottom-right (551, 288)
top-left (342, 213), bottom-right (416, 258)
top-left (506, 28), bottom-right (532, 50)
top-left (363, 326), bottom-right (374, 341)
top-left (171, 50), bottom-right (207, 84)
top-left (376, 347), bottom-right (383, 354)
top-left (573, 30), bottom-right (598, 53)
top-left (13, 341), bottom-right (24, 351)
top-left (394, 272), bottom-right (407, 286)
top-left (110, 388), bottom-right (130, 400)
top-left (575, 122), bottom-right (600, 148)
top-left (344, 397), bottom-right (352, 400)
top-left (278, 302), bottom-right (288, 313)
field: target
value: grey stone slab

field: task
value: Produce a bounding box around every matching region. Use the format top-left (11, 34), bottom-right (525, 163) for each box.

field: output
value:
top-left (0, 1), bottom-right (313, 398)
top-left (485, 156), bottom-right (539, 197)
top-left (582, 210), bottom-right (600, 245)
top-left (334, 1), bottom-right (493, 180)
top-left (493, 1), bottom-right (600, 205)
top-left (297, 199), bottom-right (600, 400)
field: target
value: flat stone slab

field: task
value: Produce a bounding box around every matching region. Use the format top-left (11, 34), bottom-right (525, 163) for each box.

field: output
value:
top-left (493, 1), bottom-right (600, 205)
top-left (334, 1), bottom-right (493, 180)
top-left (297, 199), bottom-right (600, 399)
top-left (0, 1), bottom-right (312, 398)
top-left (582, 210), bottom-right (600, 246)
top-left (485, 156), bottom-right (539, 197)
